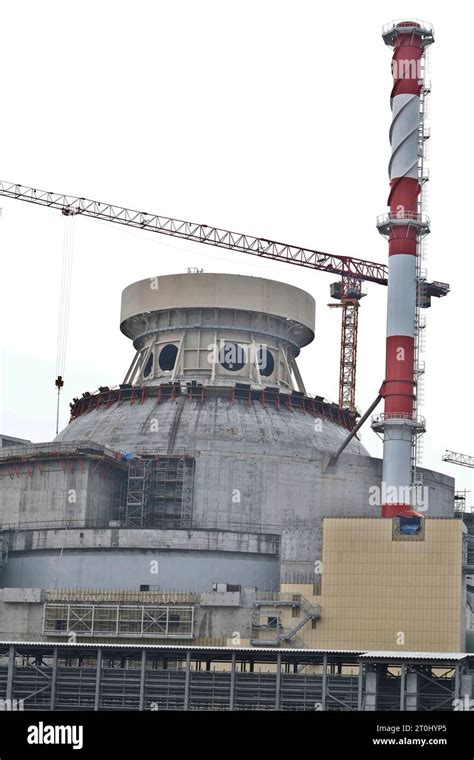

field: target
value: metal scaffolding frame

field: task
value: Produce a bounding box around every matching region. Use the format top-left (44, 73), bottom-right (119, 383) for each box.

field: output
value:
top-left (125, 460), bottom-right (153, 528)
top-left (42, 605), bottom-right (194, 639)
top-left (124, 455), bottom-right (195, 529)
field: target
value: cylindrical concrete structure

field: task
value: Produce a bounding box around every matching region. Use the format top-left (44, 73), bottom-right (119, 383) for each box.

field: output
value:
top-left (45, 272), bottom-right (371, 589)
top-left (377, 21), bottom-right (433, 517)
top-left (120, 273), bottom-right (315, 390)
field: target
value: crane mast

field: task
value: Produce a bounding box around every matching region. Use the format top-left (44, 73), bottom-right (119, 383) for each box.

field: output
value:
top-left (442, 450), bottom-right (474, 514)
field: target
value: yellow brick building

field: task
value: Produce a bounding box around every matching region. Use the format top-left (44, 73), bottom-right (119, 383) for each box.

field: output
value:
top-left (272, 518), bottom-right (464, 652)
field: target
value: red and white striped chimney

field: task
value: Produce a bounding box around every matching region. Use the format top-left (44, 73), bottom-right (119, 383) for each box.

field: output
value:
top-left (373, 20), bottom-right (433, 517)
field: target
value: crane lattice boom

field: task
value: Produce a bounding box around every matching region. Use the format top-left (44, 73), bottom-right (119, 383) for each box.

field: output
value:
top-left (442, 451), bottom-right (474, 469)
top-left (0, 180), bottom-right (388, 284)
top-left (0, 179), bottom-right (449, 413)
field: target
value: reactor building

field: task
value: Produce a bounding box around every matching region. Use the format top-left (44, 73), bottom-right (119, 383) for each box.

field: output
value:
top-left (0, 271), bottom-right (464, 653)
top-left (0, 19), bottom-right (469, 674)
top-left (0, 17), bottom-right (472, 714)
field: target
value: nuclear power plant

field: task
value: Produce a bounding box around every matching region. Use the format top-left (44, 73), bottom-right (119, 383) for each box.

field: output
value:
top-left (1, 20), bottom-right (473, 713)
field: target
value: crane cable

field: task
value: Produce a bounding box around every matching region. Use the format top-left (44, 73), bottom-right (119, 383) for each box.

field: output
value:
top-left (55, 214), bottom-right (75, 435)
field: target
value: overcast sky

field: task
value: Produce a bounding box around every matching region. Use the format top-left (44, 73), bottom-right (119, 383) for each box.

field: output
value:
top-left (1, 0), bottom-right (472, 500)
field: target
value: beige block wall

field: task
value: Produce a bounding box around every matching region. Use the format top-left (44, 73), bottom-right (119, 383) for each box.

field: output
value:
top-left (280, 518), bottom-right (463, 653)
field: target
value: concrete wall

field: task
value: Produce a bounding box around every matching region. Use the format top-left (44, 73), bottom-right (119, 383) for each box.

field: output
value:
top-left (0, 594), bottom-right (44, 640)
top-left (0, 587), bottom-right (258, 643)
top-left (0, 459), bottom-right (122, 529)
top-left (1, 549), bottom-right (279, 593)
top-left (280, 455), bottom-right (455, 577)
top-left (1, 396), bottom-right (455, 589)
top-left (0, 460), bottom-right (89, 528)
top-left (6, 527), bottom-right (280, 555)
top-left (0, 518), bottom-right (464, 649)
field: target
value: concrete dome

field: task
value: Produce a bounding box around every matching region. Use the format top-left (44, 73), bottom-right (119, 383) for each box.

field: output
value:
top-left (55, 393), bottom-right (367, 457)
top-left (0, 272), bottom-right (455, 603)
top-left (52, 271), bottom-right (373, 582)
top-left (53, 387), bottom-right (376, 584)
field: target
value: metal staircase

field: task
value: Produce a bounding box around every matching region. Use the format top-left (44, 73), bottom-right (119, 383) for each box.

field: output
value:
top-left (250, 593), bottom-right (321, 647)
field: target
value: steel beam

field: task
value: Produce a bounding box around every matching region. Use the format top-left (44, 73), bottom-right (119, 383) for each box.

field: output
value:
top-left (139, 649), bottom-right (147, 711)
top-left (184, 650), bottom-right (191, 711)
top-left (50, 647), bottom-right (58, 710)
top-left (6, 645), bottom-right (15, 701)
top-left (275, 652), bottom-right (281, 710)
top-left (322, 653), bottom-right (328, 711)
top-left (94, 648), bottom-right (102, 711)
top-left (400, 663), bottom-right (406, 711)
top-left (229, 651), bottom-right (236, 711)
top-left (357, 660), bottom-right (364, 711)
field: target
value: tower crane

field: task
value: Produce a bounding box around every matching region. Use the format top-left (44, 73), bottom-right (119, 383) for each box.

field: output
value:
top-left (442, 451), bottom-right (474, 513)
top-left (0, 180), bottom-right (449, 411)
top-left (442, 451), bottom-right (474, 469)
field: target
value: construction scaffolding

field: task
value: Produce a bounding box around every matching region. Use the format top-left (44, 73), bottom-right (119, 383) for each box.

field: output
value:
top-left (124, 456), bottom-right (195, 529)
top-left (43, 604), bottom-right (194, 639)
top-left (125, 460), bottom-right (152, 528)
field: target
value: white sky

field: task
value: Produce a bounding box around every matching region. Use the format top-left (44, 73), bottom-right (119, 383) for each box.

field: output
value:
top-left (0, 0), bottom-right (472, 500)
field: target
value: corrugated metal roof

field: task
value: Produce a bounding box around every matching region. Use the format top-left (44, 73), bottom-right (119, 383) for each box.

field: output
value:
top-left (0, 641), bottom-right (467, 660)
top-left (0, 640), bottom-right (363, 655)
top-left (358, 651), bottom-right (468, 661)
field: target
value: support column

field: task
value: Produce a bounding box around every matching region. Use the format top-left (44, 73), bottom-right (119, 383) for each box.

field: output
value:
top-left (364, 669), bottom-right (378, 711)
top-left (50, 647), bottom-right (58, 711)
top-left (6, 645), bottom-right (15, 702)
top-left (94, 648), bottom-right (102, 712)
top-left (322, 653), bottom-right (328, 711)
top-left (357, 660), bottom-right (363, 711)
top-left (139, 649), bottom-right (147, 711)
top-left (405, 670), bottom-right (418, 710)
top-left (454, 664), bottom-right (460, 702)
top-left (184, 650), bottom-right (191, 711)
top-left (460, 672), bottom-right (472, 710)
top-left (275, 652), bottom-right (281, 710)
top-left (229, 651), bottom-right (236, 711)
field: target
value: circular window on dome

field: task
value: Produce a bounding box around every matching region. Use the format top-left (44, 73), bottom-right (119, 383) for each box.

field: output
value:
top-left (159, 344), bottom-right (178, 371)
top-left (143, 351), bottom-right (154, 378)
top-left (257, 347), bottom-right (275, 377)
top-left (219, 342), bottom-right (246, 372)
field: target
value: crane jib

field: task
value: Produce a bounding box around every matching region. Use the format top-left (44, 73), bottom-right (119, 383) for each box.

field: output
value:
top-left (0, 180), bottom-right (388, 285)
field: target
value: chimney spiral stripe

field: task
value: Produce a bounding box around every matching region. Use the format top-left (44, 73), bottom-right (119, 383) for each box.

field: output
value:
top-left (377, 21), bottom-right (431, 517)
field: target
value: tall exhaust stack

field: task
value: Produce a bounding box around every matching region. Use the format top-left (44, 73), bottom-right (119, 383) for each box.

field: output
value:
top-left (372, 20), bottom-right (434, 517)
